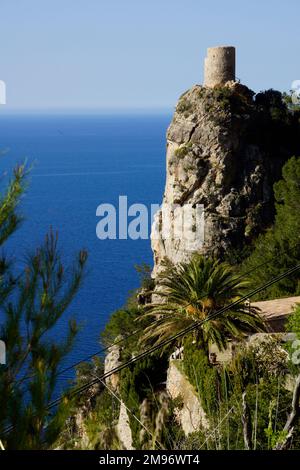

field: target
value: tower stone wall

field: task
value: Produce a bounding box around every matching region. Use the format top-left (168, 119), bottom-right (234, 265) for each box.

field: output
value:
top-left (204, 46), bottom-right (235, 87)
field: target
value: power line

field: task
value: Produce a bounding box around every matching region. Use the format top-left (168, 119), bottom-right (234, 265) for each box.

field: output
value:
top-left (97, 376), bottom-right (163, 450)
top-left (16, 327), bottom-right (142, 386)
top-left (52, 240), bottom-right (300, 378)
top-left (199, 406), bottom-right (235, 450)
top-left (3, 259), bottom-right (300, 438)
top-left (44, 262), bottom-right (300, 411)
top-left (17, 240), bottom-right (300, 386)
top-left (2, 262), bottom-right (300, 438)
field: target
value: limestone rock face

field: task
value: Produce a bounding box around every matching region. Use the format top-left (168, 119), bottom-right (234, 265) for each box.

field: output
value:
top-left (117, 402), bottom-right (134, 450)
top-left (151, 83), bottom-right (294, 275)
top-left (104, 343), bottom-right (121, 391)
top-left (166, 360), bottom-right (209, 435)
top-left (104, 342), bottom-right (135, 449)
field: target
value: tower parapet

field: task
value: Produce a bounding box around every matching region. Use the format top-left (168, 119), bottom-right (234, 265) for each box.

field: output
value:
top-left (204, 46), bottom-right (235, 87)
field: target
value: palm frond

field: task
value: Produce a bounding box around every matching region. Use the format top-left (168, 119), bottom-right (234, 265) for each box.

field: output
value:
top-left (139, 254), bottom-right (265, 353)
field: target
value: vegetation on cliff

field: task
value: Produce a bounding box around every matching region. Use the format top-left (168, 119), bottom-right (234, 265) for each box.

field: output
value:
top-left (181, 330), bottom-right (300, 450)
top-left (140, 255), bottom-right (263, 351)
top-left (9, 87), bottom-right (296, 451)
top-left (58, 90), bottom-right (300, 451)
top-left (241, 156), bottom-right (300, 299)
top-left (153, 85), bottom-right (300, 276)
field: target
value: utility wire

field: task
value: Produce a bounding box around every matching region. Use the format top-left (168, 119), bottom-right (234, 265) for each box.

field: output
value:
top-left (15, 240), bottom-right (300, 386)
top-left (48, 240), bottom-right (300, 378)
top-left (3, 259), bottom-right (300, 438)
top-left (43, 262), bottom-right (300, 411)
top-left (15, 328), bottom-right (142, 386)
top-left (17, 244), bottom-right (298, 383)
top-left (199, 406), bottom-right (235, 450)
top-left (97, 376), bottom-right (163, 450)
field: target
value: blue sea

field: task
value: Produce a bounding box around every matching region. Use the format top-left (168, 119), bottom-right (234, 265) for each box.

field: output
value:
top-left (0, 113), bottom-right (170, 391)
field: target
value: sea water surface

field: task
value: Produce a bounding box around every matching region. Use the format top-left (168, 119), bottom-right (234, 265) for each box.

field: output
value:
top-left (0, 113), bottom-right (169, 392)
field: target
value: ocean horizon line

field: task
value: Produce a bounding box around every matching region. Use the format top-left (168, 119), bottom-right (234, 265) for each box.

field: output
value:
top-left (0, 107), bottom-right (173, 116)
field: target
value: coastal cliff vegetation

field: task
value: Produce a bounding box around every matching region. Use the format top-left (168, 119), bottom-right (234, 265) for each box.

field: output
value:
top-left (1, 87), bottom-right (300, 451)
top-left (61, 87), bottom-right (300, 451)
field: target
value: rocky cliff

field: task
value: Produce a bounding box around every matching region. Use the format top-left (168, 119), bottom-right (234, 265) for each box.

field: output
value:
top-left (166, 360), bottom-right (208, 435)
top-left (151, 82), bottom-right (299, 275)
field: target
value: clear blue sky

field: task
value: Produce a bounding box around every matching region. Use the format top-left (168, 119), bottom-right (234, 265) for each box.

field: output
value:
top-left (0, 0), bottom-right (299, 111)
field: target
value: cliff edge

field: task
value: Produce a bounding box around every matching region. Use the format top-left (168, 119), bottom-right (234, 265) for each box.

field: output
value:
top-left (151, 82), bottom-right (298, 275)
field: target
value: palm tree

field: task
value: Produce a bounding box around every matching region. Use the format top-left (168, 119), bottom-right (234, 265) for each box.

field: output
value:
top-left (140, 255), bottom-right (264, 356)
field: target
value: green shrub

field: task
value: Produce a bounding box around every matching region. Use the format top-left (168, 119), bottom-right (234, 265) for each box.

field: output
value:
top-left (182, 336), bottom-right (221, 415)
top-left (119, 351), bottom-right (169, 448)
top-left (240, 156), bottom-right (300, 299)
top-left (176, 98), bottom-right (193, 116)
top-left (174, 143), bottom-right (193, 160)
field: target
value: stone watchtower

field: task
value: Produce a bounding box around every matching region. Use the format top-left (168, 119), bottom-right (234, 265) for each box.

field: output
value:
top-left (204, 46), bottom-right (235, 87)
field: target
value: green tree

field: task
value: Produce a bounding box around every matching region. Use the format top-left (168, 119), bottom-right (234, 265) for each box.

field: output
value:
top-left (242, 156), bottom-right (300, 299)
top-left (140, 255), bottom-right (263, 356)
top-left (0, 164), bottom-right (87, 449)
top-left (101, 306), bottom-right (141, 348)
